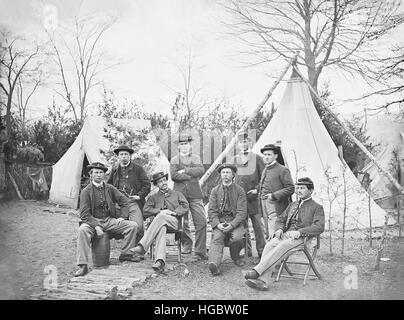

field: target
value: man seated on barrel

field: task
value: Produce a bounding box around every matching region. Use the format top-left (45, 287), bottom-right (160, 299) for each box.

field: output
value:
top-left (130, 171), bottom-right (189, 272)
top-left (75, 162), bottom-right (140, 277)
top-left (243, 177), bottom-right (325, 290)
top-left (208, 163), bottom-right (247, 276)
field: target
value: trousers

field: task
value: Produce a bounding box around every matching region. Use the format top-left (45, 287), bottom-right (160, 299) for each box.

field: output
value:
top-left (208, 225), bottom-right (246, 266)
top-left (253, 232), bottom-right (305, 285)
top-left (76, 217), bottom-right (138, 265)
top-left (117, 200), bottom-right (144, 244)
top-left (181, 198), bottom-right (207, 255)
top-left (138, 213), bottom-right (178, 262)
top-left (261, 199), bottom-right (278, 239)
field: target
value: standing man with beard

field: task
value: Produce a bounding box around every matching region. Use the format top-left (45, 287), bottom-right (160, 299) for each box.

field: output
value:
top-left (259, 144), bottom-right (294, 240)
top-left (170, 133), bottom-right (208, 261)
top-left (230, 131), bottom-right (266, 260)
top-left (107, 145), bottom-right (151, 258)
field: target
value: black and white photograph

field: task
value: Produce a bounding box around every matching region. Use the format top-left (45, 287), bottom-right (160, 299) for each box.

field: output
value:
top-left (0, 0), bottom-right (403, 303)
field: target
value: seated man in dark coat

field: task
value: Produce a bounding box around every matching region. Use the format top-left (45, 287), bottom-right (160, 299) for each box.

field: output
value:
top-left (208, 163), bottom-right (248, 276)
top-left (75, 162), bottom-right (140, 277)
top-left (243, 177), bottom-right (325, 290)
top-left (130, 172), bottom-right (189, 272)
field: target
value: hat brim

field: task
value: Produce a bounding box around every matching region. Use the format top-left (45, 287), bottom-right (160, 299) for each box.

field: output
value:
top-left (217, 165), bottom-right (237, 174)
top-left (87, 166), bottom-right (108, 172)
top-left (260, 146), bottom-right (279, 154)
top-left (114, 148), bottom-right (134, 155)
top-left (152, 173), bottom-right (169, 184)
top-left (174, 139), bottom-right (193, 145)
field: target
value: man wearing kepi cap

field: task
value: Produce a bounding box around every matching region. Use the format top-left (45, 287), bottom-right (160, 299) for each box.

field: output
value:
top-left (258, 144), bottom-right (294, 239)
top-left (170, 132), bottom-right (208, 260)
top-left (75, 162), bottom-right (140, 277)
top-left (207, 163), bottom-right (247, 276)
top-left (107, 144), bottom-right (151, 257)
top-left (244, 177), bottom-right (325, 291)
top-left (130, 171), bottom-right (189, 272)
top-left (230, 131), bottom-right (266, 260)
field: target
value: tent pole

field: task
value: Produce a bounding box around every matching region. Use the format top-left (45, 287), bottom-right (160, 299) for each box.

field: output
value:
top-left (292, 65), bottom-right (404, 195)
top-left (199, 52), bottom-right (300, 187)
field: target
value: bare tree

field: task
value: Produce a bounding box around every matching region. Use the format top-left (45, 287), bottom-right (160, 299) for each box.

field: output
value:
top-left (14, 67), bottom-right (45, 136)
top-left (45, 16), bottom-right (116, 124)
top-left (351, 45), bottom-right (404, 117)
top-left (0, 29), bottom-right (41, 134)
top-left (222, 0), bottom-right (403, 92)
top-left (163, 40), bottom-right (216, 129)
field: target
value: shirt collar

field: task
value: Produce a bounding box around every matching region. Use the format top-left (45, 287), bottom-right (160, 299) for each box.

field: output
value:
top-left (120, 161), bottom-right (131, 168)
top-left (222, 181), bottom-right (233, 187)
top-left (159, 188), bottom-right (171, 195)
top-left (298, 196), bottom-right (312, 206)
top-left (266, 160), bottom-right (277, 167)
top-left (92, 181), bottom-right (103, 188)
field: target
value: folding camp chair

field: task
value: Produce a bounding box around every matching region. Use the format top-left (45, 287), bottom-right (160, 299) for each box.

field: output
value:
top-left (149, 214), bottom-right (184, 263)
top-left (275, 235), bottom-right (322, 286)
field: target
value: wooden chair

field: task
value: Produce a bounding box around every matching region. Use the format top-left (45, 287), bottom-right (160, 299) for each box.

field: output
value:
top-left (148, 215), bottom-right (184, 263)
top-left (275, 235), bottom-right (322, 286)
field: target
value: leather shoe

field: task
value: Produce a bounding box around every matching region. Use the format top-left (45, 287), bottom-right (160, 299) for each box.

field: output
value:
top-left (245, 279), bottom-right (269, 291)
top-left (233, 259), bottom-right (245, 267)
top-left (208, 263), bottom-right (221, 276)
top-left (130, 245), bottom-right (145, 255)
top-left (152, 259), bottom-right (165, 272)
top-left (74, 264), bottom-right (88, 277)
top-left (243, 269), bottom-right (259, 280)
top-left (119, 254), bottom-right (141, 262)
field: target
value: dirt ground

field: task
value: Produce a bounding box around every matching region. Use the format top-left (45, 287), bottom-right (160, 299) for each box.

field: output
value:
top-left (0, 200), bottom-right (403, 300)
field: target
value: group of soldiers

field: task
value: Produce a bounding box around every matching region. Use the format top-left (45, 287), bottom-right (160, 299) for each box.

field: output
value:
top-left (75, 131), bottom-right (325, 291)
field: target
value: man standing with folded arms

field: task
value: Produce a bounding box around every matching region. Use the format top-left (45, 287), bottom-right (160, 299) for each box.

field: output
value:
top-left (170, 133), bottom-right (208, 260)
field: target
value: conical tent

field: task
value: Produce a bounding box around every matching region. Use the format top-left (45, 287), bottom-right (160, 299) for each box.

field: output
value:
top-left (49, 116), bottom-right (172, 209)
top-left (251, 72), bottom-right (387, 230)
top-left (362, 115), bottom-right (404, 209)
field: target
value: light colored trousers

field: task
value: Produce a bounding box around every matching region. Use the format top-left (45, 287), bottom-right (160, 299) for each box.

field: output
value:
top-left (76, 217), bottom-right (138, 265)
top-left (181, 198), bottom-right (207, 255)
top-left (117, 200), bottom-right (144, 244)
top-left (138, 213), bottom-right (178, 263)
top-left (254, 232), bottom-right (305, 285)
top-left (261, 199), bottom-right (278, 239)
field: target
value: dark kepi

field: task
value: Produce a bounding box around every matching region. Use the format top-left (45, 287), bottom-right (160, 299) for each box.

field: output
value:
top-left (87, 162), bottom-right (108, 172)
top-left (151, 171), bottom-right (169, 184)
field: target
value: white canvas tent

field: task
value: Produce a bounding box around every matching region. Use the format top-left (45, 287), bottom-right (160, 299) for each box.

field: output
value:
top-left (49, 116), bottom-right (172, 209)
top-left (251, 72), bottom-right (387, 230)
top-left (362, 115), bottom-right (404, 209)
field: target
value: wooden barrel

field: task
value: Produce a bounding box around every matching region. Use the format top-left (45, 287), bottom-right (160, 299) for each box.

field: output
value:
top-left (92, 233), bottom-right (111, 267)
